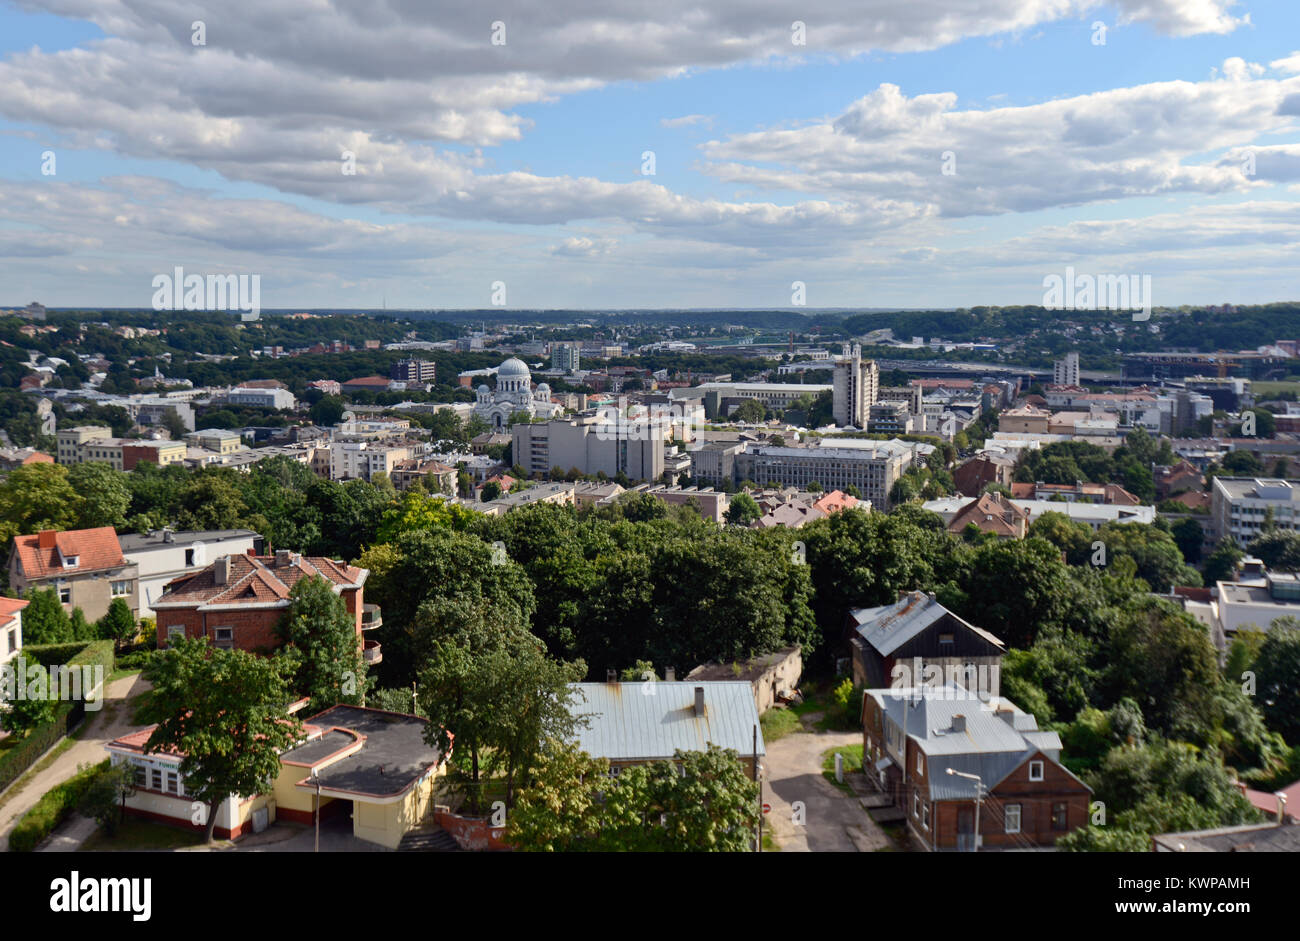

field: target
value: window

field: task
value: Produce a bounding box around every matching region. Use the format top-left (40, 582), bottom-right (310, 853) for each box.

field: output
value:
top-left (62, 555), bottom-right (79, 569)
top-left (1004, 803), bottom-right (1022, 833)
top-left (151, 768), bottom-right (163, 791)
top-left (214, 627), bottom-right (234, 650)
top-left (165, 770), bottom-right (181, 795)
top-left (6, 628), bottom-right (16, 653)
top-left (111, 580), bottom-right (131, 597)
top-left (1028, 760), bottom-right (1044, 782)
top-left (938, 633), bottom-right (954, 645)
top-left (916, 751), bottom-right (923, 775)
top-left (921, 802), bottom-right (931, 830)
top-left (1052, 802), bottom-right (1068, 831)
top-left (57, 584), bottom-right (71, 604)
top-left (133, 763), bottom-right (147, 787)
top-left (185, 549), bottom-right (195, 566)
top-left (913, 791), bottom-right (921, 819)
top-left (166, 626), bottom-right (185, 645)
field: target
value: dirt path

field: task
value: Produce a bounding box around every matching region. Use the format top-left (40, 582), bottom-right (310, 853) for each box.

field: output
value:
top-left (0, 673), bottom-right (151, 851)
top-left (762, 727), bottom-right (891, 852)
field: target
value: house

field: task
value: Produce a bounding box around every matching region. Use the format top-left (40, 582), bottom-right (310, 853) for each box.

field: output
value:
top-left (947, 492), bottom-right (1030, 539)
top-left (1239, 779), bottom-right (1299, 824)
top-left (1155, 460), bottom-right (1204, 499)
top-left (567, 680), bottom-right (765, 777)
top-left (106, 704), bottom-right (447, 848)
top-left (389, 458), bottom-right (457, 494)
top-left (1010, 480), bottom-right (1141, 505)
top-left (952, 454), bottom-right (1015, 497)
top-left (119, 528), bottom-right (263, 620)
top-left (0, 597), bottom-right (29, 667)
top-left (0, 448), bottom-right (53, 471)
top-left (848, 591), bottom-right (1005, 695)
top-left (686, 647), bottom-right (802, 715)
top-left (150, 550), bottom-right (375, 663)
top-left (1151, 820), bottom-right (1300, 852)
top-left (862, 686), bottom-right (1092, 850)
top-left (8, 527), bottom-right (138, 623)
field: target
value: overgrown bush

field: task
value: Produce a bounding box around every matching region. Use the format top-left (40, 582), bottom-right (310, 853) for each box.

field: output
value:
top-left (9, 760), bottom-right (109, 852)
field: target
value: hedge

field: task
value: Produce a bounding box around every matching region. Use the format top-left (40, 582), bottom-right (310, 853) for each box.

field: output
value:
top-left (0, 641), bottom-right (115, 796)
top-left (8, 759), bottom-right (109, 852)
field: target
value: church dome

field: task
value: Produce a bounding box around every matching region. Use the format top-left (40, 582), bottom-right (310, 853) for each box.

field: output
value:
top-left (497, 357), bottom-right (531, 379)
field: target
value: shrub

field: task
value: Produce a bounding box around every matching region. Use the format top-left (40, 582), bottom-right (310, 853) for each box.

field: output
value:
top-left (9, 760), bottom-right (109, 852)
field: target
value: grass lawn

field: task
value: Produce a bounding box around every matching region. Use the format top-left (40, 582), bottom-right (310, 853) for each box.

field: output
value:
top-left (81, 817), bottom-right (206, 852)
top-left (1251, 381), bottom-right (1300, 398)
top-left (820, 744), bottom-right (864, 795)
top-left (759, 707), bottom-right (801, 743)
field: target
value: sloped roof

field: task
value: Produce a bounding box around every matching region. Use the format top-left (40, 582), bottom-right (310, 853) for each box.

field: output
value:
top-left (154, 553), bottom-right (366, 610)
top-left (849, 592), bottom-right (1005, 657)
top-left (948, 492), bottom-right (1028, 537)
top-left (11, 527), bottom-right (127, 579)
top-left (0, 596), bottom-right (29, 626)
top-left (569, 681), bottom-right (764, 761)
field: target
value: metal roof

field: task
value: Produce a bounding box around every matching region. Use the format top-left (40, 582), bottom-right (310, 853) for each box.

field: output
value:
top-left (866, 687), bottom-right (1076, 801)
top-left (850, 592), bottom-right (1004, 656)
top-left (569, 682), bottom-right (765, 762)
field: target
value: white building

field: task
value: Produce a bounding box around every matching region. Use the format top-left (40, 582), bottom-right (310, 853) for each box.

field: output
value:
top-left (227, 386), bottom-right (297, 410)
top-left (512, 413), bottom-right (665, 481)
top-left (735, 444), bottom-right (906, 510)
top-left (1053, 352), bottom-right (1080, 387)
top-left (120, 528), bottom-right (261, 619)
top-left (330, 441), bottom-right (412, 481)
top-left (1211, 477), bottom-right (1300, 547)
top-left (922, 496), bottom-right (1154, 531)
top-left (473, 357), bottom-right (564, 431)
top-left (832, 344), bottom-right (880, 428)
top-left (0, 598), bottom-right (28, 667)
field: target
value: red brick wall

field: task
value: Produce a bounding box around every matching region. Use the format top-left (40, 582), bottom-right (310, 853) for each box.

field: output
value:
top-left (158, 587), bottom-right (364, 655)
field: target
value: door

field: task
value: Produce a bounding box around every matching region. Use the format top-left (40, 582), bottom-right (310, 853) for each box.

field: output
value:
top-left (957, 806), bottom-right (975, 852)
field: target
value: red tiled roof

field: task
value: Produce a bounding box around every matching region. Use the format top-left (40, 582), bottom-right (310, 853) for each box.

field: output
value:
top-left (11, 527), bottom-right (127, 579)
top-left (156, 553), bottom-right (366, 609)
top-left (341, 375), bottom-right (390, 388)
top-left (0, 596), bottom-right (29, 626)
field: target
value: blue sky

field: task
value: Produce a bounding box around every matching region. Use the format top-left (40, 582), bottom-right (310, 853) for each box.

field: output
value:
top-left (0, 0), bottom-right (1297, 310)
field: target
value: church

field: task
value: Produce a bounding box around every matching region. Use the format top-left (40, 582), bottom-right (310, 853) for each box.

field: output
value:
top-left (473, 357), bottom-right (564, 430)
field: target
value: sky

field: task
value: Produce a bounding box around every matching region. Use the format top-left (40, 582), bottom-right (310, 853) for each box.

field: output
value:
top-left (0, 0), bottom-right (1297, 312)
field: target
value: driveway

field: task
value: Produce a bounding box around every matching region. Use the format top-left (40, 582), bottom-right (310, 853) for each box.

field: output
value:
top-left (0, 672), bottom-right (151, 852)
top-left (762, 726), bottom-right (891, 852)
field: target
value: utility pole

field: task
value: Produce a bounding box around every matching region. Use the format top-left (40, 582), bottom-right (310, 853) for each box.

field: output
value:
top-left (946, 768), bottom-right (983, 852)
top-left (313, 770), bottom-right (321, 853)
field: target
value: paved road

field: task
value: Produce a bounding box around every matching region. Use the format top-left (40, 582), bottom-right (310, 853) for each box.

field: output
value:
top-left (0, 673), bottom-right (151, 852)
top-left (762, 727), bottom-right (891, 853)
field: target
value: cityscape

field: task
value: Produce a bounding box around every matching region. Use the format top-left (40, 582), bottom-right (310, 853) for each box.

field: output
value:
top-left (0, 0), bottom-right (1295, 923)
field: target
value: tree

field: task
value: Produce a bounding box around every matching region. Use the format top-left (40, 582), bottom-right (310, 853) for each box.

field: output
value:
top-left (1254, 618), bottom-right (1300, 743)
top-left (724, 492), bottom-right (761, 527)
top-left (414, 596), bottom-right (584, 813)
top-left (0, 463), bottom-right (81, 543)
top-left (1246, 530), bottom-right (1300, 571)
top-left (96, 598), bottom-right (137, 651)
top-left (277, 575), bottom-right (368, 710)
top-left (70, 607), bottom-right (96, 642)
top-left (21, 587), bottom-right (73, 644)
top-left (140, 638), bottom-right (303, 842)
top-left (79, 762), bottom-right (137, 837)
top-left (508, 743), bottom-right (760, 851)
top-left (1170, 517), bottom-right (1204, 565)
top-left (480, 480), bottom-right (502, 502)
top-left (68, 462), bottom-right (131, 529)
top-left (0, 656), bottom-right (57, 735)
top-left (308, 395), bottom-right (346, 427)
top-left (731, 400), bottom-right (766, 424)
top-left (1202, 538), bottom-right (1245, 585)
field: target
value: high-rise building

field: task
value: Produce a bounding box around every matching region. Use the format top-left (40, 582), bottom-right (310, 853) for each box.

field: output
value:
top-left (832, 344), bottom-right (879, 428)
top-left (1053, 352), bottom-right (1080, 387)
top-left (391, 358), bottom-right (437, 384)
top-left (551, 342), bottom-right (580, 373)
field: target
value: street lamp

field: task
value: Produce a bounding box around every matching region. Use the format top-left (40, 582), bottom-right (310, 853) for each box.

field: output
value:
top-left (312, 768), bottom-right (321, 853)
top-left (946, 767), bottom-right (983, 852)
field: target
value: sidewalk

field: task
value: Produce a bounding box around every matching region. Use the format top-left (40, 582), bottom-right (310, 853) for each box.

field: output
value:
top-left (0, 673), bottom-right (151, 852)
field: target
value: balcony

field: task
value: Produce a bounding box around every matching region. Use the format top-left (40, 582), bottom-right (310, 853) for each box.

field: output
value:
top-left (361, 603), bottom-right (383, 631)
top-left (363, 639), bottom-right (382, 665)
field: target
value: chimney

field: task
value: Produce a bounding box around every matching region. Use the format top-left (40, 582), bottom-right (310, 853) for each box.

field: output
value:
top-left (694, 686), bottom-right (706, 717)
top-left (275, 549), bottom-right (291, 566)
top-left (664, 666), bottom-right (675, 681)
top-left (998, 706), bottom-right (1017, 726)
top-left (606, 669), bottom-right (617, 683)
top-left (214, 556), bottom-right (230, 586)
top-left (38, 530), bottom-right (56, 550)
top-left (951, 714), bottom-right (966, 732)
top-left (1276, 792), bottom-right (1288, 825)
top-left (162, 528), bottom-right (174, 543)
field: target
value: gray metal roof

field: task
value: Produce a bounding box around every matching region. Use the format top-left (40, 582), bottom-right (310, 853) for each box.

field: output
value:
top-left (850, 592), bottom-right (1004, 656)
top-left (119, 528), bottom-right (260, 552)
top-left (867, 687), bottom-right (1075, 801)
top-left (569, 682), bottom-right (765, 761)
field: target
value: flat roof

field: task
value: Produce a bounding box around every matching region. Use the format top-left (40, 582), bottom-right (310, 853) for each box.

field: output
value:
top-left (298, 706), bottom-right (444, 799)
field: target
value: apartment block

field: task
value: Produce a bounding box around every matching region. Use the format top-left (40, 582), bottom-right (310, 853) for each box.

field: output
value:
top-left (330, 441), bottom-right (412, 482)
top-left (832, 344), bottom-right (880, 428)
top-left (1212, 477), bottom-right (1300, 547)
top-left (734, 445), bottom-right (906, 511)
top-left (512, 414), bottom-right (665, 481)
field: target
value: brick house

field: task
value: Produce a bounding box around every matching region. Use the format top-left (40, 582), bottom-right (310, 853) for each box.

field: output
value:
top-left (8, 527), bottom-right (138, 622)
top-left (946, 491), bottom-right (1029, 539)
top-left (848, 591), bottom-right (1005, 695)
top-left (150, 550), bottom-right (375, 663)
top-left (952, 454), bottom-right (1014, 497)
top-left (862, 687), bottom-right (1091, 850)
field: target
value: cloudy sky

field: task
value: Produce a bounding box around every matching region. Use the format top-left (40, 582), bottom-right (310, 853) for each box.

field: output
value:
top-left (0, 0), bottom-right (1297, 311)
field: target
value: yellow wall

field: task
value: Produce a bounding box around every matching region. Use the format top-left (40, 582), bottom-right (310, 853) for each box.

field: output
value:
top-left (350, 770), bottom-right (438, 849)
